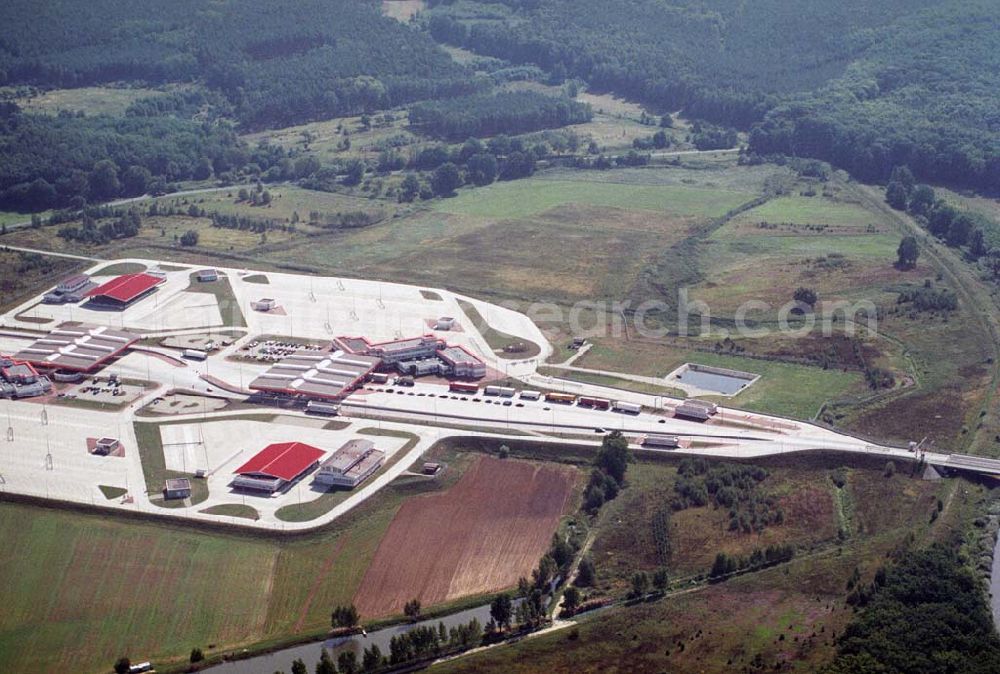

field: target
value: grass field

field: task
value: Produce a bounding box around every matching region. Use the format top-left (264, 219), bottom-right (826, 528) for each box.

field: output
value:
top-left (269, 198), bottom-right (699, 303)
top-left (577, 340), bottom-right (865, 419)
top-left (150, 185), bottom-right (394, 226)
top-left (0, 209), bottom-right (48, 227)
top-left (0, 451), bottom-right (472, 674)
top-left (0, 503), bottom-right (280, 674)
top-left (694, 189), bottom-right (928, 316)
top-left (536, 366), bottom-right (687, 398)
top-left (92, 262), bottom-right (147, 276)
top-left (199, 503), bottom-right (260, 520)
top-left (590, 456), bottom-right (938, 589)
top-left (241, 111), bottom-right (419, 164)
top-left (934, 187), bottom-right (1000, 246)
top-left (430, 548), bottom-right (857, 674)
top-left (98, 485), bottom-right (128, 500)
top-left (0, 186), bottom-right (397, 265)
top-left (730, 194), bottom-right (882, 229)
top-left (435, 178), bottom-right (751, 220)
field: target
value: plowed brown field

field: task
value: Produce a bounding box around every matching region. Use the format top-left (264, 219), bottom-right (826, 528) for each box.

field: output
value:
top-left (354, 455), bottom-right (577, 617)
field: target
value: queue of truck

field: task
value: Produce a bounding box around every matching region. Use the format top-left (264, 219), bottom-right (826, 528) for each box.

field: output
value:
top-left (443, 382), bottom-right (647, 414)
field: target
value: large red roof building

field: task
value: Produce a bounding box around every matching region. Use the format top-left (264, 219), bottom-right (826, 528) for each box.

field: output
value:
top-left (232, 441), bottom-right (326, 492)
top-left (85, 273), bottom-right (164, 307)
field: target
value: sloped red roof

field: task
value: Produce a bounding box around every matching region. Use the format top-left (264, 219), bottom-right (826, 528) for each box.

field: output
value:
top-left (86, 273), bottom-right (163, 302)
top-left (234, 442), bottom-right (325, 481)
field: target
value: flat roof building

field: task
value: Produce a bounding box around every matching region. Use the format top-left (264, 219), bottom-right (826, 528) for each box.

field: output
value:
top-left (164, 478), bottom-right (191, 500)
top-left (85, 272), bottom-right (164, 308)
top-left (196, 269), bottom-right (219, 282)
top-left (0, 356), bottom-right (52, 399)
top-left (249, 350), bottom-right (381, 400)
top-left (396, 356), bottom-right (444, 377)
top-left (338, 334), bottom-right (485, 379)
top-left (43, 274), bottom-right (95, 304)
top-left (13, 323), bottom-right (139, 372)
top-left (93, 437), bottom-right (121, 456)
top-left (232, 441), bottom-right (326, 493)
top-left (315, 439), bottom-right (385, 489)
top-left (351, 334), bottom-right (444, 364)
top-left (58, 274), bottom-right (92, 294)
top-left (438, 345), bottom-right (486, 379)
top-left (252, 298), bottom-right (276, 312)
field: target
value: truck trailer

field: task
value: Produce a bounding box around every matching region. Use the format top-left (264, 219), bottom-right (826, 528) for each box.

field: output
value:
top-left (450, 382), bottom-right (480, 394)
top-left (578, 396), bottom-right (612, 410)
top-left (612, 400), bottom-right (641, 414)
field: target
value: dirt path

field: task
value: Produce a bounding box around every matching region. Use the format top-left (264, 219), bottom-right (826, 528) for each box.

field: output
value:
top-left (853, 184), bottom-right (1000, 456)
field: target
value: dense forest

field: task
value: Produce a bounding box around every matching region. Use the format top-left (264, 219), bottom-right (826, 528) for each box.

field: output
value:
top-left (0, 0), bottom-right (996, 211)
top-left (824, 545), bottom-right (1000, 673)
top-left (0, 0), bottom-right (475, 129)
top-left (0, 106), bottom-right (266, 210)
top-left (0, 0), bottom-right (481, 210)
top-left (425, 0), bottom-right (999, 191)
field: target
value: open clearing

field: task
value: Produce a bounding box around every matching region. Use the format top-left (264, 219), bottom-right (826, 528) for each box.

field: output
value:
top-left (353, 455), bottom-right (577, 617)
top-left (434, 177), bottom-right (751, 220)
top-left (729, 194), bottom-right (882, 230)
top-left (11, 85), bottom-right (170, 116)
top-left (382, 0), bottom-right (425, 22)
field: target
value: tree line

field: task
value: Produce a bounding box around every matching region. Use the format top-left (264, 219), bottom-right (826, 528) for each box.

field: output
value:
top-left (885, 166), bottom-right (994, 256)
top-left (408, 91), bottom-right (591, 141)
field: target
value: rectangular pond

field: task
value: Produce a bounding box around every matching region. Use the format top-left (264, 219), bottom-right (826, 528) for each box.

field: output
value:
top-left (668, 363), bottom-right (758, 396)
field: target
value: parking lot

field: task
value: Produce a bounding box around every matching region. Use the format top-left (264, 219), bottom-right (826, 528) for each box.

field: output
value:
top-left (58, 376), bottom-right (148, 408)
top-left (232, 337), bottom-right (328, 363)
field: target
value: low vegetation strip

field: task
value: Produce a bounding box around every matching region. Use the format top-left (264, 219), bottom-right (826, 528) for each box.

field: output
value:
top-left (353, 455), bottom-right (577, 617)
top-left (132, 421), bottom-right (208, 508)
top-left (536, 366), bottom-right (686, 398)
top-left (457, 299), bottom-right (541, 359)
top-left (186, 271), bottom-right (247, 327)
